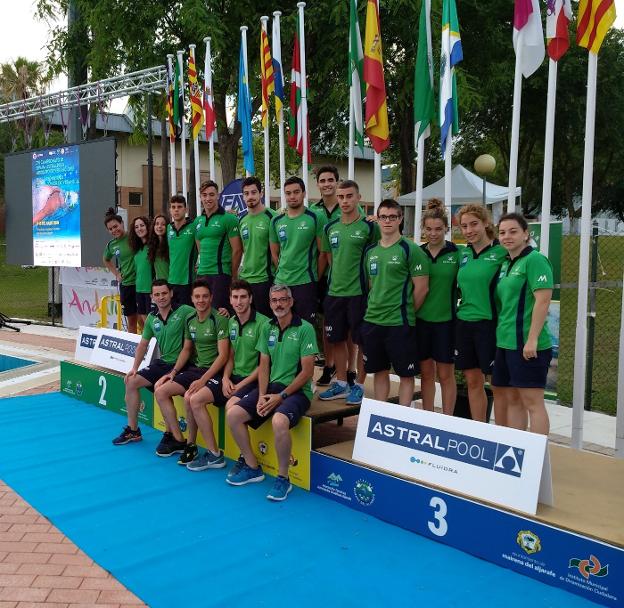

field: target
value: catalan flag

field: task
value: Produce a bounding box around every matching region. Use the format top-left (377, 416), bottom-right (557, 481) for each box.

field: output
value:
top-left (173, 58), bottom-right (184, 129)
top-left (188, 47), bottom-right (204, 141)
top-left (166, 62), bottom-right (175, 142)
top-left (260, 23), bottom-right (275, 129)
top-left (577, 0), bottom-right (616, 54)
top-left (363, 0), bottom-right (389, 153)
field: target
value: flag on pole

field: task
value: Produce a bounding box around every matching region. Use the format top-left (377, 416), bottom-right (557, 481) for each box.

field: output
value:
top-left (173, 59), bottom-right (184, 130)
top-left (188, 49), bottom-right (204, 141)
top-left (272, 16), bottom-right (285, 122)
top-left (576, 0), bottom-right (616, 53)
top-left (288, 15), bottom-right (310, 158)
top-left (513, 0), bottom-right (546, 77)
top-left (414, 0), bottom-right (435, 141)
top-left (349, 0), bottom-right (365, 150)
top-left (204, 43), bottom-right (216, 140)
top-left (238, 40), bottom-right (254, 174)
top-left (363, 0), bottom-right (390, 153)
top-left (439, 0), bottom-right (462, 158)
top-left (546, 0), bottom-right (572, 61)
top-left (166, 64), bottom-right (175, 143)
top-left (260, 23), bottom-right (275, 129)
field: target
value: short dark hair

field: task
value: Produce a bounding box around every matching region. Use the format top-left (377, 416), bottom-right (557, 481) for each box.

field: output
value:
top-left (230, 278), bottom-right (253, 297)
top-left (192, 279), bottom-right (212, 293)
top-left (316, 165), bottom-right (339, 181)
top-left (241, 176), bottom-right (262, 192)
top-left (151, 279), bottom-right (171, 291)
top-left (199, 180), bottom-right (219, 193)
top-left (498, 212), bottom-right (528, 231)
top-left (284, 175), bottom-right (306, 192)
top-left (170, 194), bottom-right (186, 207)
top-left (378, 199), bottom-right (402, 215)
top-left (337, 179), bottom-right (360, 193)
top-left (104, 207), bottom-right (122, 226)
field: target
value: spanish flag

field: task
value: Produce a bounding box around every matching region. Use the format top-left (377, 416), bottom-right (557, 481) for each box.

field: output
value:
top-left (188, 47), bottom-right (204, 141)
top-left (363, 0), bottom-right (389, 153)
top-left (576, 0), bottom-right (616, 54)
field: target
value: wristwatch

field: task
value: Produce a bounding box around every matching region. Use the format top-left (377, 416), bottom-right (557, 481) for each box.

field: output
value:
top-left (279, 390), bottom-right (288, 400)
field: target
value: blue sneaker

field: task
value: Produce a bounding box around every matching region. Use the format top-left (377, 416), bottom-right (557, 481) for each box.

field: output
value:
top-left (345, 383), bottom-right (364, 405)
top-left (319, 382), bottom-right (349, 401)
top-left (186, 450), bottom-right (226, 471)
top-left (228, 454), bottom-right (246, 477)
top-left (226, 463), bottom-right (265, 486)
top-left (267, 475), bottom-right (292, 501)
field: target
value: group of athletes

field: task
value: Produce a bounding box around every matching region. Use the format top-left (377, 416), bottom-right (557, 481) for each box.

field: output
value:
top-left (102, 165), bottom-right (554, 502)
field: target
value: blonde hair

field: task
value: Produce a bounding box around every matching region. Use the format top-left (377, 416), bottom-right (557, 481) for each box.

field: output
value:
top-left (456, 204), bottom-right (495, 239)
top-left (422, 198), bottom-right (448, 229)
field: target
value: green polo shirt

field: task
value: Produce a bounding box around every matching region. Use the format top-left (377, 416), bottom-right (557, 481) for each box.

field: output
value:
top-left (167, 219), bottom-right (198, 286)
top-left (269, 209), bottom-right (325, 286)
top-left (195, 208), bottom-right (240, 276)
top-left (134, 245), bottom-right (153, 294)
top-left (321, 216), bottom-right (379, 296)
top-left (142, 304), bottom-right (195, 365)
top-left (364, 237), bottom-right (429, 326)
top-left (257, 315), bottom-right (318, 400)
top-left (154, 255), bottom-right (169, 281)
top-left (184, 309), bottom-right (229, 368)
top-left (417, 241), bottom-right (460, 323)
top-left (239, 208), bottom-right (276, 283)
top-left (104, 235), bottom-right (136, 286)
top-left (228, 310), bottom-right (269, 377)
top-left (495, 247), bottom-right (553, 350)
top-left (456, 241), bottom-right (507, 322)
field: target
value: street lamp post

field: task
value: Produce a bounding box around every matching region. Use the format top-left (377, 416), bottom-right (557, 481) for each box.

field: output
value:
top-left (474, 154), bottom-right (497, 219)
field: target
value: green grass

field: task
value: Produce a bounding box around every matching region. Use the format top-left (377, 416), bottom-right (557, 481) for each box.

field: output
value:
top-left (0, 237), bottom-right (50, 321)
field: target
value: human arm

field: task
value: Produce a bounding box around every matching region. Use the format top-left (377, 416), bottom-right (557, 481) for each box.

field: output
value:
top-left (523, 289), bottom-right (552, 359)
top-left (256, 353), bottom-right (271, 407)
top-left (230, 236), bottom-right (243, 279)
top-left (412, 275), bottom-right (429, 312)
top-left (154, 339), bottom-right (194, 388)
top-left (222, 347), bottom-right (236, 398)
top-left (103, 256), bottom-right (121, 282)
top-left (187, 338), bottom-right (230, 395)
top-left (317, 238), bottom-right (327, 278)
top-left (270, 242), bottom-right (280, 268)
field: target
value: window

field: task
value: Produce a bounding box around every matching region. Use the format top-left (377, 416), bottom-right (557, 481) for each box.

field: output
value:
top-left (128, 191), bottom-right (143, 206)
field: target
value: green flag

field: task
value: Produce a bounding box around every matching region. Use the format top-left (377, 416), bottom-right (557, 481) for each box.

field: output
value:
top-left (173, 58), bottom-right (184, 129)
top-left (349, 0), bottom-right (365, 149)
top-left (414, 0), bottom-right (435, 141)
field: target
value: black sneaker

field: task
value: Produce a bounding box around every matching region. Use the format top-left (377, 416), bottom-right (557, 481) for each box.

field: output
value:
top-left (347, 370), bottom-right (357, 387)
top-left (316, 365), bottom-right (336, 386)
top-left (155, 432), bottom-right (187, 457)
top-left (177, 442), bottom-right (198, 465)
top-left (112, 426), bottom-right (142, 446)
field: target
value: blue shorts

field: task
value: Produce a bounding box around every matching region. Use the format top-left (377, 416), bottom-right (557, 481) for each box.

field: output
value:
top-left (196, 274), bottom-right (232, 312)
top-left (235, 382), bottom-right (310, 430)
top-left (230, 374), bottom-right (259, 399)
top-left (290, 282), bottom-right (318, 325)
top-left (416, 319), bottom-right (455, 364)
top-left (491, 347), bottom-right (552, 389)
top-left (119, 284), bottom-right (137, 317)
top-left (137, 358), bottom-right (175, 389)
top-left (249, 281), bottom-right (272, 318)
top-left (324, 294), bottom-right (367, 345)
top-left (136, 292), bottom-right (152, 316)
top-left (361, 322), bottom-right (419, 377)
top-left (454, 319), bottom-right (497, 374)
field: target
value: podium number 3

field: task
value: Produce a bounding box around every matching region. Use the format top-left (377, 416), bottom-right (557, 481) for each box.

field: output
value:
top-left (428, 496), bottom-right (448, 537)
top-left (98, 375), bottom-right (107, 406)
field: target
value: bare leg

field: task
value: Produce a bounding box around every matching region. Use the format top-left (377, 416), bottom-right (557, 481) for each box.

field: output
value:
top-left (183, 396), bottom-right (198, 443)
top-left (437, 362), bottom-right (456, 416)
top-left (518, 388), bottom-right (548, 434)
top-left (124, 375), bottom-right (151, 429)
top-left (127, 314), bottom-right (138, 334)
top-left (323, 329), bottom-right (334, 368)
top-left (463, 368), bottom-right (487, 422)
top-left (347, 335), bottom-right (357, 375)
top-left (492, 385), bottom-right (512, 427)
top-left (506, 389), bottom-right (528, 431)
top-left (189, 387), bottom-right (219, 453)
top-left (154, 382), bottom-right (185, 441)
top-left (373, 370), bottom-right (390, 402)
top-left (356, 348), bottom-right (366, 384)
top-left (226, 405), bottom-right (257, 468)
top-left (333, 340), bottom-right (348, 383)
top-left (419, 359), bottom-right (436, 411)
top-left (398, 376), bottom-right (415, 407)
top-left (272, 412), bottom-right (292, 478)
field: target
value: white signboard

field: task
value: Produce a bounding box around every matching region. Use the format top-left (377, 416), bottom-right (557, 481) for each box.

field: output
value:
top-left (75, 326), bottom-right (101, 364)
top-left (353, 399), bottom-right (552, 515)
top-left (90, 327), bottom-right (157, 374)
top-left (62, 284), bottom-right (118, 329)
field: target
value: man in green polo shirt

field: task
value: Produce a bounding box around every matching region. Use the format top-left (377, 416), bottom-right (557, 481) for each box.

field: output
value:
top-left (362, 199), bottom-right (429, 406)
top-left (195, 180), bottom-right (242, 310)
top-left (269, 176), bottom-right (325, 324)
top-left (113, 280), bottom-right (194, 447)
top-left (167, 195), bottom-right (198, 306)
top-left (225, 284), bottom-right (318, 501)
top-left (238, 176), bottom-right (275, 317)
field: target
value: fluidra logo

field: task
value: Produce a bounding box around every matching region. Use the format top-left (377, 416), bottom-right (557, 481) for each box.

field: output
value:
top-left (327, 473), bottom-right (342, 488)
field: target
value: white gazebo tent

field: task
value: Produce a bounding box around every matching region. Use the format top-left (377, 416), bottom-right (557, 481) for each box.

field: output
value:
top-left (397, 165), bottom-right (521, 235)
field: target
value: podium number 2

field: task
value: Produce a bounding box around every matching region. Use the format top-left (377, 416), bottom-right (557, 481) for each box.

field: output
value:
top-left (428, 496), bottom-right (448, 537)
top-left (98, 375), bottom-right (107, 406)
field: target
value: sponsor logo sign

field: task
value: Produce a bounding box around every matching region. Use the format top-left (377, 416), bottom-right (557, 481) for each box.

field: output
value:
top-left (91, 327), bottom-right (157, 374)
top-left (75, 326), bottom-right (101, 364)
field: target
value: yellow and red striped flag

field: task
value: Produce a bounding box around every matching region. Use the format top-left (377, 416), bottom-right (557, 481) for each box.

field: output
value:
top-left (166, 65), bottom-right (175, 143)
top-left (363, 0), bottom-right (389, 153)
top-left (260, 24), bottom-right (275, 129)
top-left (188, 47), bottom-right (204, 140)
top-left (576, 0), bottom-right (616, 53)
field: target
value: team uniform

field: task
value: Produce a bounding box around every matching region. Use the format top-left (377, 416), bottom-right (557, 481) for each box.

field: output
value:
top-left (195, 208), bottom-right (240, 310)
top-left (167, 219), bottom-right (198, 306)
top-left (269, 209), bottom-right (325, 323)
top-left (137, 304), bottom-right (195, 387)
top-left (455, 241), bottom-right (507, 374)
top-left (170, 309), bottom-right (229, 404)
top-left (227, 310), bottom-right (270, 394)
top-left (239, 208), bottom-right (276, 317)
top-left (153, 254), bottom-right (169, 281)
top-left (361, 238), bottom-right (429, 376)
top-left (492, 247), bottom-right (554, 388)
top-left (310, 200), bottom-right (340, 312)
top-left (236, 315), bottom-right (318, 429)
top-left (321, 216), bottom-right (379, 344)
top-left (417, 241), bottom-right (460, 363)
top-left (133, 244), bottom-right (154, 315)
top-left (104, 235), bottom-right (137, 317)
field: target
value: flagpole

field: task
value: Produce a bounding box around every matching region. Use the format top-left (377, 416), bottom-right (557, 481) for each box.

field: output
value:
top-left (177, 50), bottom-right (188, 201)
top-left (297, 2), bottom-right (309, 197)
top-left (189, 44), bottom-right (201, 217)
top-left (204, 37), bottom-right (216, 182)
top-left (240, 26), bottom-right (251, 178)
top-left (167, 54), bottom-right (177, 196)
top-left (507, 38), bottom-right (523, 214)
top-left (414, 130), bottom-right (425, 242)
top-left (373, 153), bottom-right (381, 214)
top-left (540, 58), bottom-right (557, 256)
top-left (348, 86), bottom-right (355, 180)
top-left (261, 16), bottom-right (271, 200)
top-left (571, 52), bottom-right (598, 450)
top-left (616, 264), bottom-right (624, 458)
top-left (444, 136), bottom-right (452, 239)
top-left (273, 11), bottom-right (286, 206)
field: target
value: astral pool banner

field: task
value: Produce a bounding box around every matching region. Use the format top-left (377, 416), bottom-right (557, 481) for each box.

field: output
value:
top-left (75, 326), bottom-right (101, 363)
top-left (91, 328), bottom-right (157, 373)
top-left (32, 145), bottom-right (81, 267)
top-left (353, 399), bottom-right (552, 514)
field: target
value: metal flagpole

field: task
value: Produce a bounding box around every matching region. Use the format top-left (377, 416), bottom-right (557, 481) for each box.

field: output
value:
top-left (297, 2), bottom-right (309, 197)
top-left (616, 264), bottom-right (624, 458)
top-left (204, 37), bottom-right (216, 181)
top-left (373, 153), bottom-right (381, 214)
top-left (444, 136), bottom-right (452, 239)
top-left (414, 130), bottom-right (425, 242)
top-left (177, 50), bottom-right (188, 201)
top-left (540, 58), bottom-right (558, 256)
top-left (507, 36), bottom-right (523, 214)
top-left (166, 54), bottom-right (177, 196)
top-left (189, 44), bottom-right (201, 217)
top-left (240, 26), bottom-right (251, 178)
top-left (261, 16), bottom-right (271, 200)
top-left (348, 86), bottom-right (355, 180)
top-left (273, 11), bottom-right (286, 205)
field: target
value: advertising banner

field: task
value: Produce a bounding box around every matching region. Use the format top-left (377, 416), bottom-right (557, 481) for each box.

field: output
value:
top-left (75, 327), bottom-right (101, 364)
top-left (91, 328), bottom-right (157, 374)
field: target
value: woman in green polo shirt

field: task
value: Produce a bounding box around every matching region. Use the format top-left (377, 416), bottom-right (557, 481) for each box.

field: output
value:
top-left (492, 213), bottom-right (553, 435)
top-left (103, 208), bottom-right (138, 334)
top-left (128, 216), bottom-right (152, 324)
top-left (148, 214), bottom-right (170, 281)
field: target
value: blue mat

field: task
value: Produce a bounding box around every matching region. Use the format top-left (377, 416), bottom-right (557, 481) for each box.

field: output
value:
top-left (0, 393), bottom-right (596, 607)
